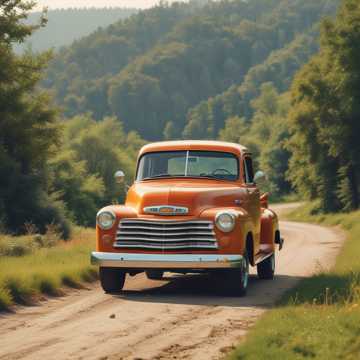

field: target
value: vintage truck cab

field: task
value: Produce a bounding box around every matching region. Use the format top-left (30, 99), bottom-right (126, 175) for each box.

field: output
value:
top-left (91, 141), bottom-right (283, 296)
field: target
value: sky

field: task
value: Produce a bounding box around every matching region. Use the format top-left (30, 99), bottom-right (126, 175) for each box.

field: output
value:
top-left (33, 1), bottom-right (188, 11)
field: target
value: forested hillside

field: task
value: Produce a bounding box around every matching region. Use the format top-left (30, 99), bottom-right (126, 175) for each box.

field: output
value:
top-left (15, 7), bottom-right (137, 53)
top-left (44, 0), bottom-right (339, 140)
top-left (40, 0), bottom-right (342, 202)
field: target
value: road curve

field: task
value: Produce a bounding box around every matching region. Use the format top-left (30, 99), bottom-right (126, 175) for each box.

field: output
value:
top-left (0, 208), bottom-right (344, 360)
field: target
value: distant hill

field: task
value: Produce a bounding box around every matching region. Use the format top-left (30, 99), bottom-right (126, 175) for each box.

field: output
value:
top-left (15, 7), bottom-right (137, 53)
top-left (43, 0), bottom-right (340, 140)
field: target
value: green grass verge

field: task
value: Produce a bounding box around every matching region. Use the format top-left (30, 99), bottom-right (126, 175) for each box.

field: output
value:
top-left (228, 203), bottom-right (360, 360)
top-left (0, 227), bottom-right (97, 311)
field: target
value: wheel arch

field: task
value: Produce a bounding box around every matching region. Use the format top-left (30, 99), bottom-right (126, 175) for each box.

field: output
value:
top-left (275, 229), bottom-right (281, 243)
top-left (245, 232), bottom-right (255, 266)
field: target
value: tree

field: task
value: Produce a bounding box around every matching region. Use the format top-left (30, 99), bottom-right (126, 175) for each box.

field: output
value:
top-left (219, 83), bottom-right (292, 198)
top-left (51, 115), bottom-right (145, 225)
top-left (163, 121), bottom-right (177, 140)
top-left (219, 116), bottom-right (249, 144)
top-left (0, 1), bottom-right (70, 236)
top-left (288, 0), bottom-right (360, 211)
top-left (49, 150), bottom-right (105, 226)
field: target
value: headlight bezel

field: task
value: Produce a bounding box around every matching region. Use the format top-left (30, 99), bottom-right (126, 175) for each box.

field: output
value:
top-left (96, 210), bottom-right (116, 230)
top-left (215, 211), bottom-right (237, 233)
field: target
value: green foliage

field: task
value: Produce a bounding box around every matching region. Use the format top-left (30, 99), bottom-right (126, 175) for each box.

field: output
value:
top-left (229, 204), bottom-right (360, 360)
top-left (288, 0), bottom-right (360, 211)
top-left (49, 149), bottom-right (105, 226)
top-left (163, 121), bottom-right (178, 140)
top-left (183, 28), bottom-right (322, 140)
top-left (44, 0), bottom-right (340, 141)
top-left (44, 0), bottom-right (202, 116)
top-left (0, 0), bottom-right (71, 237)
top-left (219, 117), bottom-right (249, 144)
top-left (50, 115), bottom-right (144, 226)
top-left (220, 83), bottom-right (292, 198)
top-left (0, 0), bottom-right (46, 44)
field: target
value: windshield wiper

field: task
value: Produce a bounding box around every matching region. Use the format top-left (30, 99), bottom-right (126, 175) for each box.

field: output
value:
top-left (142, 173), bottom-right (175, 180)
top-left (142, 174), bottom-right (229, 181)
top-left (198, 174), bottom-right (222, 180)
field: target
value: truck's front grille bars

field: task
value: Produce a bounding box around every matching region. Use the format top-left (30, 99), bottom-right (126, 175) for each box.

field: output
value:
top-left (114, 219), bottom-right (218, 251)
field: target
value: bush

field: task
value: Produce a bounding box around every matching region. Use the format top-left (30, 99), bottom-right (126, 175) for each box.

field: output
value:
top-left (31, 200), bottom-right (73, 240)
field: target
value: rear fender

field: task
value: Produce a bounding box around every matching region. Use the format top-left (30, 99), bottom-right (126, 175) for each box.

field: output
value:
top-left (260, 208), bottom-right (279, 253)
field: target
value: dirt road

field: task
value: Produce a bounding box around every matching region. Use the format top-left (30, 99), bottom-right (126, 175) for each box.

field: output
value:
top-left (0, 207), bottom-right (344, 360)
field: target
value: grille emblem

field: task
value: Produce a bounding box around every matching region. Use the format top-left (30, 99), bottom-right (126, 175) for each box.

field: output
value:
top-left (143, 205), bottom-right (189, 216)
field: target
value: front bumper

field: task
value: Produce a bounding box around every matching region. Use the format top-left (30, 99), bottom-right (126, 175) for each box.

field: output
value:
top-left (91, 252), bottom-right (244, 269)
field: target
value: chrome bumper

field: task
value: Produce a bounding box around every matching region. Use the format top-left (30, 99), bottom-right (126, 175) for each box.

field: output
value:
top-left (91, 252), bottom-right (243, 269)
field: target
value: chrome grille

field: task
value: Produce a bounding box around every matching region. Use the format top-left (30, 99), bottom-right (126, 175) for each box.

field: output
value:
top-left (114, 219), bottom-right (218, 250)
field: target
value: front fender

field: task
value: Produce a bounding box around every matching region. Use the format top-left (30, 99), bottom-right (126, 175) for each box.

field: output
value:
top-left (199, 207), bottom-right (253, 255)
top-left (96, 205), bottom-right (136, 252)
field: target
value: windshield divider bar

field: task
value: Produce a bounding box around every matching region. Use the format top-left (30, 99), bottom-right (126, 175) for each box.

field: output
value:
top-left (184, 150), bottom-right (189, 176)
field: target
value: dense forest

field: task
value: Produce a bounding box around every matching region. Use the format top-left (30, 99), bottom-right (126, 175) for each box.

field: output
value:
top-left (1, 0), bottom-right (359, 238)
top-left (44, 0), bottom-right (339, 140)
top-left (15, 7), bottom-right (137, 53)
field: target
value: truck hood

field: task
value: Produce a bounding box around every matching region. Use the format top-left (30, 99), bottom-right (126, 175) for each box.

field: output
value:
top-left (125, 180), bottom-right (245, 216)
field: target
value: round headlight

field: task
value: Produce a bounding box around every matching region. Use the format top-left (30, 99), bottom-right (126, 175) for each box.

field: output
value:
top-left (215, 211), bottom-right (236, 233)
top-left (97, 210), bottom-right (116, 230)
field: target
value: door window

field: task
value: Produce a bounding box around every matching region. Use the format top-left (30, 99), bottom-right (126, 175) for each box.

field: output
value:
top-left (244, 156), bottom-right (254, 184)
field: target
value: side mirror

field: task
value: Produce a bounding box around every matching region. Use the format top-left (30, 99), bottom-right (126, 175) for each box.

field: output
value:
top-left (254, 170), bottom-right (266, 185)
top-left (114, 170), bottom-right (125, 184)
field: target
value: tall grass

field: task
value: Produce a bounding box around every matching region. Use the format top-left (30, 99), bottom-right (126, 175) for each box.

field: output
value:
top-left (229, 204), bottom-right (360, 360)
top-left (0, 227), bottom-right (97, 311)
top-left (0, 223), bottom-right (65, 257)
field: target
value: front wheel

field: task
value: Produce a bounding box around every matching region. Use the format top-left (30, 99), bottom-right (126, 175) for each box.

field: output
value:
top-left (220, 251), bottom-right (249, 296)
top-left (99, 267), bottom-right (126, 293)
top-left (257, 253), bottom-right (275, 280)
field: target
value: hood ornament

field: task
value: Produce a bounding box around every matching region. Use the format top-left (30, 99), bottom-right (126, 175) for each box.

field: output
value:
top-left (143, 205), bottom-right (189, 216)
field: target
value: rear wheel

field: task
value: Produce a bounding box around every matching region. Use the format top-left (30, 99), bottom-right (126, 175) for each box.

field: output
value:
top-left (257, 253), bottom-right (275, 280)
top-left (99, 267), bottom-right (126, 293)
top-left (146, 270), bottom-right (164, 280)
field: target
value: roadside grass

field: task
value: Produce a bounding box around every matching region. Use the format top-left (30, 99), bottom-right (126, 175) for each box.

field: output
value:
top-left (0, 234), bottom-right (39, 257)
top-left (228, 203), bottom-right (360, 360)
top-left (0, 227), bottom-right (97, 311)
top-left (0, 223), bottom-right (67, 257)
top-left (271, 192), bottom-right (301, 204)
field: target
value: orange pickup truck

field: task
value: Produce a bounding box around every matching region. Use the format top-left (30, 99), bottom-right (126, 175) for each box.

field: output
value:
top-left (91, 141), bottom-right (283, 296)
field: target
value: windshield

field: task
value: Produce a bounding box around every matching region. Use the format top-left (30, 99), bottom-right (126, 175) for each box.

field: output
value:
top-left (136, 151), bottom-right (239, 181)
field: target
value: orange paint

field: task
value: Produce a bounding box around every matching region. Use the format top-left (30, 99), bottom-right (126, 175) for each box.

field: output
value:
top-left (96, 141), bottom-right (279, 264)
